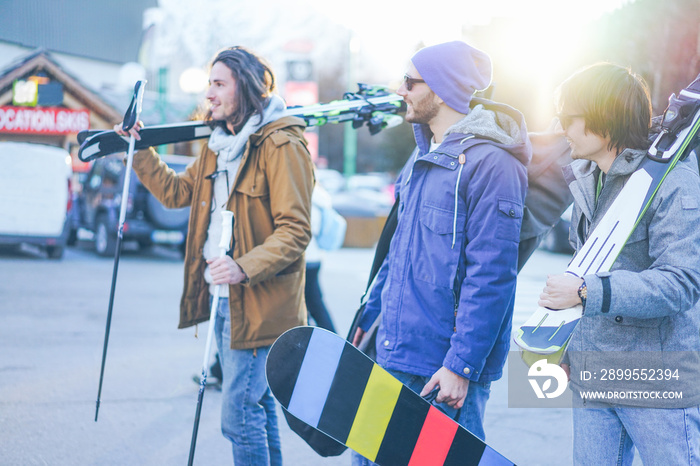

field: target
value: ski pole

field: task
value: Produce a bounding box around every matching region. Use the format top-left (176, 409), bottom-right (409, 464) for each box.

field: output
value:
top-left (188, 210), bottom-right (234, 466)
top-left (94, 80), bottom-right (146, 422)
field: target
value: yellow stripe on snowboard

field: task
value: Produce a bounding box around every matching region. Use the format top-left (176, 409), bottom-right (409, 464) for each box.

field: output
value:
top-left (346, 364), bottom-right (403, 460)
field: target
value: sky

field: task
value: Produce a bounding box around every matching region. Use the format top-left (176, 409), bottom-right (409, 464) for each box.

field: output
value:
top-left (153, 0), bottom-right (631, 76)
top-left (151, 0), bottom-right (633, 128)
top-left (302, 0), bottom-right (632, 81)
top-left (299, 0), bottom-right (633, 127)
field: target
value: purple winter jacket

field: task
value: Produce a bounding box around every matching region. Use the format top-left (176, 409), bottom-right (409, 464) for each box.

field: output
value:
top-left (359, 98), bottom-right (531, 382)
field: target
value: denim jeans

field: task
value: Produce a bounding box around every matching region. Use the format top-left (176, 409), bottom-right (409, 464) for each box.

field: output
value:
top-left (573, 405), bottom-right (700, 465)
top-left (214, 298), bottom-right (282, 466)
top-left (351, 368), bottom-right (491, 466)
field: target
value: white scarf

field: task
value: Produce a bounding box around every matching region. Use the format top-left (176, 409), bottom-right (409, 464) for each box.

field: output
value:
top-left (203, 95), bottom-right (287, 295)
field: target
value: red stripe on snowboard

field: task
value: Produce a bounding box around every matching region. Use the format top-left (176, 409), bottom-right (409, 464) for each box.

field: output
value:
top-left (408, 405), bottom-right (458, 465)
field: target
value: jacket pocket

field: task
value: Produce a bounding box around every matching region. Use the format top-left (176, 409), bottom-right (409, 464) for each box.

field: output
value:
top-left (233, 271), bottom-right (304, 343)
top-left (496, 198), bottom-right (523, 242)
top-left (421, 204), bottom-right (461, 234)
top-left (583, 316), bottom-right (662, 352)
top-left (234, 172), bottom-right (270, 199)
top-left (413, 205), bottom-right (465, 288)
top-left (600, 315), bottom-right (662, 352)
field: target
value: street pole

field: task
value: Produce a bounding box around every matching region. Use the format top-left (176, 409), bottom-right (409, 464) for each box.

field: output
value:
top-left (343, 35), bottom-right (359, 179)
top-left (157, 67), bottom-right (168, 155)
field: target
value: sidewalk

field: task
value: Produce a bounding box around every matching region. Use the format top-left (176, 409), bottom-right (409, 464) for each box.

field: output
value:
top-left (0, 244), bottom-right (632, 465)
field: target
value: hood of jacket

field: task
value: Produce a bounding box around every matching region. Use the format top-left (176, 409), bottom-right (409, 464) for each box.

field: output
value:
top-left (563, 148), bottom-right (646, 224)
top-left (412, 97), bottom-right (532, 167)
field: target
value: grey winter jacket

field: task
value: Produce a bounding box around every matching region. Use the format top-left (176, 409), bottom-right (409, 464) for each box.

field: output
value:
top-left (565, 148), bottom-right (700, 407)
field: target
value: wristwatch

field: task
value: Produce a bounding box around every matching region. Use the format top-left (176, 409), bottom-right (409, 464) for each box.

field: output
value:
top-left (577, 280), bottom-right (587, 310)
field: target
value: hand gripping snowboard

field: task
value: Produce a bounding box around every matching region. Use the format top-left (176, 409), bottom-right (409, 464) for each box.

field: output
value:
top-left (77, 84), bottom-right (404, 162)
top-left (266, 326), bottom-right (515, 466)
top-left (514, 72), bottom-right (700, 363)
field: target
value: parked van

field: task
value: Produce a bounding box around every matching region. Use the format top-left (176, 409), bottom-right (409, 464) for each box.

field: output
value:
top-left (0, 142), bottom-right (73, 259)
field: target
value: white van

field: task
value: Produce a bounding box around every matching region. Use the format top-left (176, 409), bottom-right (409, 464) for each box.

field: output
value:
top-left (0, 142), bottom-right (73, 259)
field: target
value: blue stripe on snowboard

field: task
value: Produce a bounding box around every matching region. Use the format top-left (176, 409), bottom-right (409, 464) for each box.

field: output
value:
top-left (518, 320), bottom-right (580, 349)
top-left (287, 329), bottom-right (345, 427)
top-left (478, 445), bottom-right (514, 465)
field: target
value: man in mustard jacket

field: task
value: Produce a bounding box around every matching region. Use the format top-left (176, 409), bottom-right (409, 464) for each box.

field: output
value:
top-left (118, 46), bottom-right (314, 465)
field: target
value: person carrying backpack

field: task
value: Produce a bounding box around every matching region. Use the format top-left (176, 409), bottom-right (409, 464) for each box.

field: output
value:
top-left (351, 41), bottom-right (531, 465)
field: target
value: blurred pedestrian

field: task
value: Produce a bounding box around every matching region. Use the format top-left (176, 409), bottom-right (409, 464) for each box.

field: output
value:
top-left (304, 182), bottom-right (339, 332)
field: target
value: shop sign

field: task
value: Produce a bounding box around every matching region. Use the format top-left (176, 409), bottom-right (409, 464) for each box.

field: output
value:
top-left (0, 106), bottom-right (89, 134)
top-left (13, 80), bottom-right (38, 107)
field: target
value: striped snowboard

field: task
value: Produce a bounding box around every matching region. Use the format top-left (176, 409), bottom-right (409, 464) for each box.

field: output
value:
top-left (265, 326), bottom-right (514, 466)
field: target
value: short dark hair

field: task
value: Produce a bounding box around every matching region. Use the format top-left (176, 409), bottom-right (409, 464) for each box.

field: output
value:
top-left (205, 46), bottom-right (276, 134)
top-left (556, 63), bottom-right (651, 154)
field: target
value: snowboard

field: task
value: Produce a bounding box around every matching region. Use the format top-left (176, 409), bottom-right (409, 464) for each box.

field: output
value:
top-left (514, 72), bottom-right (700, 361)
top-left (266, 326), bottom-right (515, 466)
top-left (77, 85), bottom-right (404, 162)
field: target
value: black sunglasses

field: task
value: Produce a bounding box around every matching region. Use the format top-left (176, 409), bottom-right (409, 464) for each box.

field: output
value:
top-left (403, 74), bottom-right (426, 91)
top-left (557, 113), bottom-right (584, 130)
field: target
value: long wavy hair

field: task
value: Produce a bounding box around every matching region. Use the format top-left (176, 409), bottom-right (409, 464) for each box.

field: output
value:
top-left (556, 63), bottom-right (651, 154)
top-left (204, 46), bottom-right (276, 134)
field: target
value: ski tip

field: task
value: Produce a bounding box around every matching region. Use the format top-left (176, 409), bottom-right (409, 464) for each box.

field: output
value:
top-left (123, 80), bottom-right (147, 132)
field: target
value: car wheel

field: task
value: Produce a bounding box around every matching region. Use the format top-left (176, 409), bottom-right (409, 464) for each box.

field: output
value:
top-left (540, 228), bottom-right (558, 252)
top-left (46, 245), bottom-right (64, 259)
top-left (179, 238), bottom-right (187, 259)
top-left (540, 220), bottom-right (573, 254)
top-left (137, 239), bottom-right (152, 250)
top-left (95, 215), bottom-right (117, 257)
top-left (66, 228), bottom-right (78, 246)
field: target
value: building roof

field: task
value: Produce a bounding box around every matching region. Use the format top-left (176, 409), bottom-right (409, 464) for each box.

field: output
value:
top-left (0, 49), bottom-right (122, 124)
top-left (0, 0), bottom-right (157, 64)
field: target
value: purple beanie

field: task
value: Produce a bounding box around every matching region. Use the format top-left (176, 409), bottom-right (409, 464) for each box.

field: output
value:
top-left (411, 41), bottom-right (492, 114)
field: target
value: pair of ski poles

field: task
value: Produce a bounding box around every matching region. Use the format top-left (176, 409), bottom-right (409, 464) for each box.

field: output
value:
top-left (93, 80), bottom-right (233, 465)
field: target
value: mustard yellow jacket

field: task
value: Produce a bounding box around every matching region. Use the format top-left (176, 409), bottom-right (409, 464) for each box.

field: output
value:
top-left (132, 116), bottom-right (314, 349)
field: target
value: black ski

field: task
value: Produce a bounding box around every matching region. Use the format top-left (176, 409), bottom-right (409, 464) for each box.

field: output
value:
top-left (78, 85), bottom-right (404, 162)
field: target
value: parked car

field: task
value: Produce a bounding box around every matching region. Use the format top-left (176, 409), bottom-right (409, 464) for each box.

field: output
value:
top-left (346, 172), bottom-right (394, 192)
top-left (539, 203), bottom-right (575, 255)
top-left (0, 142), bottom-right (74, 259)
top-left (74, 154), bottom-right (191, 256)
top-left (315, 168), bottom-right (346, 194)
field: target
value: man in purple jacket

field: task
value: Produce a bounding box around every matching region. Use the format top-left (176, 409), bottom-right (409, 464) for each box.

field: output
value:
top-left (352, 41), bottom-right (530, 458)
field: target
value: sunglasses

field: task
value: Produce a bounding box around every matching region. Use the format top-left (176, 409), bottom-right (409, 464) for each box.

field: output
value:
top-left (403, 74), bottom-right (426, 91)
top-left (557, 113), bottom-right (584, 130)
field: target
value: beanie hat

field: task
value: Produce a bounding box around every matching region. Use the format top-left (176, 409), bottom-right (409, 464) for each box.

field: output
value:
top-left (411, 41), bottom-right (492, 114)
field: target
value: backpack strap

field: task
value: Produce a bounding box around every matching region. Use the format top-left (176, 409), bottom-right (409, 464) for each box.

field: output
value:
top-left (345, 193), bottom-right (399, 341)
top-left (365, 192), bottom-right (400, 291)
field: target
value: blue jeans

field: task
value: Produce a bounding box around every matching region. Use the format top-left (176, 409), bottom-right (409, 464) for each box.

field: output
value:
top-left (573, 405), bottom-right (700, 465)
top-left (352, 368), bottom-right (491, 466)
top-left (214, 298), bottom-right (282, 466)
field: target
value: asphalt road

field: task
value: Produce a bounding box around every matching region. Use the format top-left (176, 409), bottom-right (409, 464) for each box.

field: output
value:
top-left (0, 241), bottom-right (606, 465)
